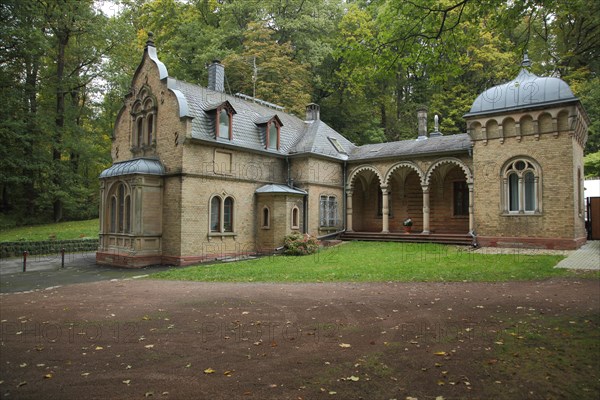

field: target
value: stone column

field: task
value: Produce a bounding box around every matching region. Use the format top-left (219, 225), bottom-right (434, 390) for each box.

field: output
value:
top-left (422, 185), bottom-right (430, 234)
top-left (468, 182), bottom-right (474, 234)
top-left (346, 190), bottom-right (353, 232)
top-left (381, 185), bottom-right (389, 233)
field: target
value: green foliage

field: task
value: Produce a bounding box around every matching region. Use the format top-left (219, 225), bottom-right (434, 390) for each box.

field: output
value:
top-left (150, 242), bottom-right (587, 283)
top-left (584, 152), bottom-right (600, 178)
top-left (0, 218), bottom-right (99, 242)
top-left (283, 232), bottom-right (320, 256)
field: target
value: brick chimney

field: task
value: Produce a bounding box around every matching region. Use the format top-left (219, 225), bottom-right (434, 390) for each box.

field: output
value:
top-left (208, 60), bottom-right (225, 93)
top-left (305, 103), bottom-right (320, 121)
top-left (417, 106), bottom-right (428, 140)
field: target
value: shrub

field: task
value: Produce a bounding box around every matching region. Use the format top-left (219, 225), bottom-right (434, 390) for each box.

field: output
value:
top-left (283, 232), bottom-right (320, 256)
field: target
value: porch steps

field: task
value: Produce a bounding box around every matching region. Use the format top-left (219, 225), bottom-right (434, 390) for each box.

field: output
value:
top-left (340, 231), bottom-right (474, 246)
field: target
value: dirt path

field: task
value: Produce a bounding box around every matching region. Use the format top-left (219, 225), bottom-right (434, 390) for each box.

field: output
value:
top-left (1, 279), bottom-right (598, 399)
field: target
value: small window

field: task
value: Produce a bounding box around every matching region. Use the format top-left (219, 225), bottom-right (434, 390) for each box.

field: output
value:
top-left (291, 206), bottom-right (299, 229)
top-left (320, 195), bottom-right (338, 227)
top-left (218, 109), bottom-right (231, 139)
top-left (328, 137), bottom-right (346, 154)
top-left (453, 181), bottom-right (469, 216)
top-left (210, 196), bottom-right (221, 232)
top-left (262, 207), bottom-right (270, 228)
top-left (268, 121), bottom-right (279, 150)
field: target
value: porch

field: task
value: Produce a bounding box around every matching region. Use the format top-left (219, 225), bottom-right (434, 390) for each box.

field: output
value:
top-left (340, 231), bottom-right (474, 246)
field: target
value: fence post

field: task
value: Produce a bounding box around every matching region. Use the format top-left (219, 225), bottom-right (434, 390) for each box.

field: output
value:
top-left (23, 251), bottom-right (28, 272)
top-left (61, 248), bottom-right (65, 269)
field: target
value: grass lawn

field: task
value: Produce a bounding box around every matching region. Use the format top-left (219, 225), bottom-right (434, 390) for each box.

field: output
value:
top-left (0, 218), bottom-right (99, 242)
top-left (152, 241), bottom-right (598, 282)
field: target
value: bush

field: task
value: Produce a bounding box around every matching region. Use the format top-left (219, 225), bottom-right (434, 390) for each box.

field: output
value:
top-left (283, 232), bottom-right (320, 256)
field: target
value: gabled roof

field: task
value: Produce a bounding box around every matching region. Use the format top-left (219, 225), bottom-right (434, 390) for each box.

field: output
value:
top-left (255, 184), bottom-right (307, 195)
top-left (289, 120), bottom-right (356, 159)
top-left (100, 158), bottom-right (165, 178)
top-left (349, 134), bottom-right (472, 161)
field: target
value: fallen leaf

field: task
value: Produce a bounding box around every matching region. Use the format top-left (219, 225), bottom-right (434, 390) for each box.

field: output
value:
top-left (348, 376), bottom-right (359, 382)
top-left (224, 370), bottom-right (233, 376)
top-left (434, 351), bottom-right (448, 356)
top-left (144, 344), bottom-right (155, 349)
top-left (204, 368), bottom-right (216, 374)
top-left (339, 343), bottom-right (351, 348)
top-left (329, 391), bottom-right (337, 395)
top-left (95, 346), bottom-right (103, 350)
top-left (18, 381), bottom-right (27, 387)
top-left (81, 373), bottom-right (90, 377)
top-left (43, 374), bottom-right (53, 379)
top-left (20, 363), bottom-right (27, 368)
top-left (436, 396), bottom-right (445, 400)
top-left (145, 392), bottom-right (154, 397)
top-left (122, 380), bottom-right (131, 385)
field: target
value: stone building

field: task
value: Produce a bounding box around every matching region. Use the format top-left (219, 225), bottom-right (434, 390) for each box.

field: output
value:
top-left (97, 35), bottom-right (589, 267)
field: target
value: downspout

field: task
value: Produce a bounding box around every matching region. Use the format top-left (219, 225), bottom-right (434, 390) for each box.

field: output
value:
top-left (343, 160), bottom-right (347, 231)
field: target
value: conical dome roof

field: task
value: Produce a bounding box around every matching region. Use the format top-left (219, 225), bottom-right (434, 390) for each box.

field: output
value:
top-left (465, 55), bottom-right (577, 117)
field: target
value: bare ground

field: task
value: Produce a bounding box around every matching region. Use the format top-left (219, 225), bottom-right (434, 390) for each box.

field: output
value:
top-left (1, 278), bottom-right (599, 400)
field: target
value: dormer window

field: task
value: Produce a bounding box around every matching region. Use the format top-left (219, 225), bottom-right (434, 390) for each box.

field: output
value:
top-left (267, 120), bottom-right (280, 150)
top-left (204, 101), bottom-right (236, 141)
top-left (217, 107), bottom-right (232, 140)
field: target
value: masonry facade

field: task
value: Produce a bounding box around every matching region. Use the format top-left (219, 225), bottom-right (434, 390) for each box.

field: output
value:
top-left (97, 35), bottom-right (589, 268)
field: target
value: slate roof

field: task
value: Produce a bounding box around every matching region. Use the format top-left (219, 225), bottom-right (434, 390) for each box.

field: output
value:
top-left (349, 133), bottom-right (472, 161)
top-left (100, 158), bottom-right (165, 178)
top-left (167, 79), bottom-right (355, 160)
top-left (465, 68), bottom-right (577, 117)
top-left (255, 184), bottom-right (307, 195)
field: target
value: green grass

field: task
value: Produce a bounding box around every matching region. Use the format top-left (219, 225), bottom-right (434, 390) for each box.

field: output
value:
top-left (151, 241), bottom-right (597, 283)
top-left (0, 218), bottom-right (99, 242)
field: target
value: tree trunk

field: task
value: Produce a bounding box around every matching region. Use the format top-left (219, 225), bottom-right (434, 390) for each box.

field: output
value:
top-left (53, 30), bottom-right (69, 222)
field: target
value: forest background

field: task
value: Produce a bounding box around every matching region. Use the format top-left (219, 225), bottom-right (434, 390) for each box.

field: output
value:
top-left (1, 0), bottom-right (599, 227)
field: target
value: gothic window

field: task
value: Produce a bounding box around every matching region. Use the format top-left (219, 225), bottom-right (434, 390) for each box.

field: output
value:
top-left (320, 195), bottom-right (337, 227)
top-left (131, 87), bottom-right (157, 149)
top-left (210, 195), bottom-right (235, 233)
top-left (210, 196), bottom-right (221, 232)
top-left (502, 158), bottom-right (541, 214)
top-left (109, 182), bottom-right (131, 234)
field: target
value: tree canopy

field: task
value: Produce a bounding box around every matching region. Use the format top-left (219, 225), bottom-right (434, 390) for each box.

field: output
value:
top-left (1, 0), bottom-right (599, 225)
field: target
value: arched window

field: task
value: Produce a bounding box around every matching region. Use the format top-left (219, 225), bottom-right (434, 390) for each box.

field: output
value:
top-left (136, 117), bottom-right (144, 147)
top-left (131, 87), bottom-right (157, 149)
top-left (503, 158), bottom-right (541, 214)
top-left (210, 195), bottom-right (235, 233)
top-left (224, 197), bottom-right (233, 232)
top-left (291, 206), bottom-right (299, 229)
top-left (262, 207), bottom-right (270, 228)
top-left (147, 114), bottom-right (154, 144)
top-left (108, 182), bottom-right (131, 234)
top-left (210, 196), bottom-right (221, 232)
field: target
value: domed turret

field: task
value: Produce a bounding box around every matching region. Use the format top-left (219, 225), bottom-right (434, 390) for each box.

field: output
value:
top-left (465, 54), bottom-right (577, 117)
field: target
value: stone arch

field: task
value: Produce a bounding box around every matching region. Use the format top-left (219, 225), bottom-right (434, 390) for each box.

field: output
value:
top-left (425, 158), bottom-right (473, 186)
top-left (520, 114), bottom-right (534, 135)
top-left (557, 109), bottom-right (570, 132)
top-left (384, 161), bottom-right (425, 186)
top-left (538, 112), bottom-right (553, 134)
top-left (486, 119), bottom-right (500, 139)
top-left (502, 117), bottom-right (516, 137)
top-left (347, 165), bottom-right (384, 190)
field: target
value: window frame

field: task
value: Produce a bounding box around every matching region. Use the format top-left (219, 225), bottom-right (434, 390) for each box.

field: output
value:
top-left (453, 181), bottom-right (469, 217)
top-left (266, 120), bottom-right (281, 150)
top-left (130, 87), bottom-right (157, 150)
top-left (502, 157), bottom-right (542, 215)
top-left (108, 182), bottom-right (132, 234)
top-left (262, 206), bottom-right (270, 229)
top-left (209, 194), bottom-right (236, 235)
top-left (291, 206), bottom-right (300, 230)
top-left (319, 195), bottom-right (338, 228)
top-left (216, 106), bottom-right (233, 140)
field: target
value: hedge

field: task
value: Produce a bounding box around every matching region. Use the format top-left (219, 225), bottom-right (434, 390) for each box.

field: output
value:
top-left (0, 239), bottom-right (98, 258)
